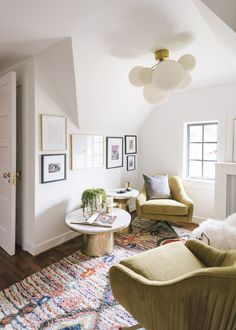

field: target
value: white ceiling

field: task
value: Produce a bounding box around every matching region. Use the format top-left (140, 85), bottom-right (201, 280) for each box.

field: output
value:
top-left (0, 0), bottom-right (236, 130)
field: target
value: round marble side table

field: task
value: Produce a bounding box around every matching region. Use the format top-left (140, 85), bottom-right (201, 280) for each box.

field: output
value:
top-left (66, 207), bottom-right (131, 257)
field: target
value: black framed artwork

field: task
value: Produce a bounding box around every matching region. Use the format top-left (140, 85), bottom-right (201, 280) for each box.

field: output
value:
top-left (106, 137), bottom-right (123, 169)
top-left (127, 155), bottom-right (136, 171)
top-left (125, 135), bottom-right (137, 154)
top-left (41, 154), bottom-right (66, 183)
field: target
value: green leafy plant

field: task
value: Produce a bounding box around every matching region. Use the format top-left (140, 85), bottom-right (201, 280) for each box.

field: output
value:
top-left (81, 188), bottom-right (107, 212)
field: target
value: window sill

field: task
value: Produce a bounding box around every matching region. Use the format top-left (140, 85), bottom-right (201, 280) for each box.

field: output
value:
top-left (183, 178), bottom-right (215, 191)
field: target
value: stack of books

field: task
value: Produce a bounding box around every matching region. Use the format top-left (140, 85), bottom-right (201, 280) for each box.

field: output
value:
top-left (70, 212), bottom-right (117, 228)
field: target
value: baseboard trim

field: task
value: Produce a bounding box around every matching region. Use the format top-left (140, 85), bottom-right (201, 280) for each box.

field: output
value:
top-left (32, 230), bottom-right (80, 256)
top-left (193, 216), bottom-right (206, 224)
top-left (22, 242), bottom-right (35, 255)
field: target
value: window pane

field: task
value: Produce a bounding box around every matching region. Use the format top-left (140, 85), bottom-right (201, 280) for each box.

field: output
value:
top-left (189, 125), bottom-right (202, 142)
top-left (189, 161), bottom-right (202, 178)
top-left (204, 124), bottom-right (217, 142)
top-left (203, 161), bottom-right (215, 179)
top-left (189, 143), bottom-right (202, 160)
top-left (204, 143), bottom-right (217, 161)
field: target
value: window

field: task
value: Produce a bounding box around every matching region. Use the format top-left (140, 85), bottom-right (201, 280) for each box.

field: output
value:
top-left (186, 122), bottom-right (218, 180)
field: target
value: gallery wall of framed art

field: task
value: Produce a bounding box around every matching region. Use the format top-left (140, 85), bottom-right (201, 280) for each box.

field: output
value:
top-left (39, 112), bottom-right (138, 184)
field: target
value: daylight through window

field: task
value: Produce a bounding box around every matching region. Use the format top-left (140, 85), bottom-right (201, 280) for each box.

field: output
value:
top-left (186, 122), bottom-right (218, 180)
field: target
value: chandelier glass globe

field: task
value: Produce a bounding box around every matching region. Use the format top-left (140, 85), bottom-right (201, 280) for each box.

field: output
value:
top-left (152, 60), bottom-right (185, 92)
top-left (128, 66), bottom-right (144, 87)
top-left (177, 72), bottom-right (192, 91)
top-left (129, 66), bottom-right (152, 86)
top-left (143, 84), bottom-right (170, 105)
top-left (178, 54), bottom-right (196, 72)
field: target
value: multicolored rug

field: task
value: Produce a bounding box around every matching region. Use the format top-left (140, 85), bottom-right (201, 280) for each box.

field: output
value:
top-left (0, 218), bottom-right (192, 330)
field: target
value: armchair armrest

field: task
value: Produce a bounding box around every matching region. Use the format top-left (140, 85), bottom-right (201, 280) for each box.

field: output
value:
top-left (136, 186), bottom-right (147, 219)
top-left (185, 239), bottom-right (227, 267)
top-left (136, 185), bottom-right (147, 206)
top-left (170, 176), bottom-right (194, 220)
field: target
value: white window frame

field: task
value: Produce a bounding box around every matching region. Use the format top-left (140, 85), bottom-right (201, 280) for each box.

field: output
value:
top-left (186, 121), bottom-right (218, 180)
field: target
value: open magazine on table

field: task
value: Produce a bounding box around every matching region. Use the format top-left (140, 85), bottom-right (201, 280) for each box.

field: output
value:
top-left (69, 212), bottom-right (117, 228)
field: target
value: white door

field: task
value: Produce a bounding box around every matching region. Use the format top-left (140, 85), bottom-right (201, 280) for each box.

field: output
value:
top-left (0, 72), bottom-right (16, 256)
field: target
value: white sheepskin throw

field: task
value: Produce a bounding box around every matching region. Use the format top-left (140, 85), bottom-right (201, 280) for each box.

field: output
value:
top-left (192, 212), bottom-right (236, 250)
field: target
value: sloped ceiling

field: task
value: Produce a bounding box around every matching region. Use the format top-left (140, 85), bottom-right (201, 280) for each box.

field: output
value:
top-left (200, 0), bottom-right (236, 32)
top-left (0, 0), bottom-right (235, 131)
top-left (35, 38), bottom-right (79, 126)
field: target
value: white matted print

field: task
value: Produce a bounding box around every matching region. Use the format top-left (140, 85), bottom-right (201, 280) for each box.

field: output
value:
top-left (41, 154), bottom-right (66, 183)
top-left (125, 135), bottom-right (137, 154)
top-left (41, 114), bottom-right (67, 151)
top-left (71, 135), bottom-right (104, 169)
top-left (106, 137), bottom-right (123, 169)
top-left (127, 155), bottom-right (136, 171)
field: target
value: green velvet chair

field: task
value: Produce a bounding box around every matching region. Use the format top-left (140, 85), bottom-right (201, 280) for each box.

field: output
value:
top-left (136, 175), bottom-right (193, 223)
top-left (109, 240), bottom-right (236, 330)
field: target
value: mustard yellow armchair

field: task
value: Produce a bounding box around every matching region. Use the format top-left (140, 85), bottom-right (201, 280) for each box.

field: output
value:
top-left (109, 240), bottom-right (236, 330)
top-left (136, 175), bottom-right (193, 223)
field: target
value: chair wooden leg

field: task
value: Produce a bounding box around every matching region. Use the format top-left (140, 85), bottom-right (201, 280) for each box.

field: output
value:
top-left (121, 324), bottom-right (142, 330)
top-left (167, 221), bottom-right (183, 228)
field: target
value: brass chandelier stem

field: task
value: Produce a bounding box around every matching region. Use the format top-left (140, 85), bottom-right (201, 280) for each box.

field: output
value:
top-left (154, 49), bottom-right (169, 62)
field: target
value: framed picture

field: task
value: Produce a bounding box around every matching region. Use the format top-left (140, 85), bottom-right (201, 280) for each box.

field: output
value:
top-left (41, 154), bottom-right (66, 183)
top-left (125, 135), bottom-right (137, 154)
top-left (127, 155), bottom-right (136, 171)
top-left (71, 135), bottom-right (104, 169)
top-left (106, 137), bottom-right (123, 169)
top-left (41, 114), bottom-right (67, 151)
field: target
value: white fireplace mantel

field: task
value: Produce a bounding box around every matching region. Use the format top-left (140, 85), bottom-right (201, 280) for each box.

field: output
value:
top-left (215, 162), bottom-right (236, 219)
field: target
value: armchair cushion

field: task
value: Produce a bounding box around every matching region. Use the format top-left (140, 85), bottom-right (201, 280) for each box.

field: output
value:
top-left (141, 199), bottom-right (188, 215)
top-left (143, 174), bottom-right (171, 199)
top-left (120, 242), bottom-right (204, 281)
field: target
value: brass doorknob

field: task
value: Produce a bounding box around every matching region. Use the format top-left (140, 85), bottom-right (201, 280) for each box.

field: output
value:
top-left (3, 172), bottom-right (10, 179)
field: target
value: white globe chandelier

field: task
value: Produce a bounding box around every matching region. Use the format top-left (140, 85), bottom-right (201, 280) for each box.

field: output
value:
top-left (129, 49), bottom-right (196, 105)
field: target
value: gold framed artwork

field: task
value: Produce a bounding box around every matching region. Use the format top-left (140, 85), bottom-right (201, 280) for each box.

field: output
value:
top-left (71, 135), bottom-right (104, 169)
top-left (41, 114), bottom-right (67, 151)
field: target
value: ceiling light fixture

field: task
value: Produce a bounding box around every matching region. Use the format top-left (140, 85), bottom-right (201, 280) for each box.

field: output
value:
top-left (129, 49), bottom-right (196, 105)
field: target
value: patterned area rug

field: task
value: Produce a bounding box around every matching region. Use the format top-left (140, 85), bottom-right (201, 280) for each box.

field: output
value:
top-left (0, 218), bottom-right (192, 330)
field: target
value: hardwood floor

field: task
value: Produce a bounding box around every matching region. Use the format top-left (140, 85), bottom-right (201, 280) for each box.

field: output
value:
top-left (0, 236), bottom-right (83, 290)
top-left (0, 217), bottom-right (198, 290)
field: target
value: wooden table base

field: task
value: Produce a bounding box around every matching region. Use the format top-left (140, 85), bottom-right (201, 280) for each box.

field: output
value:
top-left (114, 198), bottom-right (132, 234)
top-left (82, 232), bottom-right (114, 257)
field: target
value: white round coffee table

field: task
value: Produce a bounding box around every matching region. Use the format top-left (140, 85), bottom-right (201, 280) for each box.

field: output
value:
top-left (106, 188), bottom-right (139, 211)
top-left (65, 208), bottom-right (131, 257)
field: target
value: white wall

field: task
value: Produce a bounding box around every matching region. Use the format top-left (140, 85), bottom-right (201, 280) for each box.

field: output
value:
top-left (138, 83), bottom-right (236, 221)
top-left (33, 40), bottom-right (138, 254)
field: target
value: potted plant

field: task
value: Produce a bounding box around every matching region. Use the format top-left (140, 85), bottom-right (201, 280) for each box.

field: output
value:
top-left (81, 188), bottom-right (106, 213)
